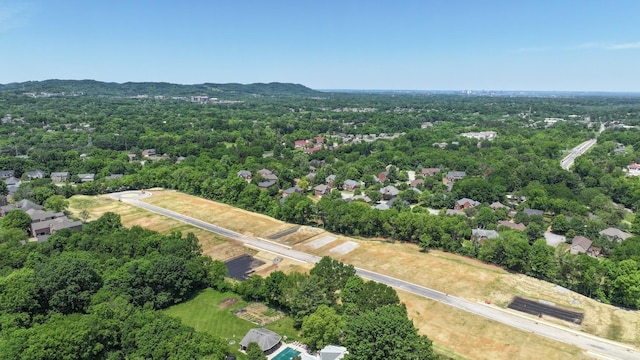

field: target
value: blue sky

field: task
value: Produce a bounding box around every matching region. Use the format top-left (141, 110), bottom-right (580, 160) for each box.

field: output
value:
top-left (1, 0), bottom-right (639, 91)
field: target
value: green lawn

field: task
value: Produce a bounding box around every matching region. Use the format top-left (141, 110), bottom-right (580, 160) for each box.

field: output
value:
top-left (164, 288), bottom-right (300, 343)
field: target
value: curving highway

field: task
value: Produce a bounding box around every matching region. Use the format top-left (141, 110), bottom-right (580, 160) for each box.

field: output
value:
top-left (112, 191), bottom-right (639, 359)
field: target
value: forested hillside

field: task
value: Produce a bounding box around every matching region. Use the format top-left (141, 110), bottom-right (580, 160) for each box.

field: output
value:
top-left (0, 80), bottom-right (320, 97)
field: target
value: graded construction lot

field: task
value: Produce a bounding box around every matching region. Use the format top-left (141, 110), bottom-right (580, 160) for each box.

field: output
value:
top-left (69, 191), bottom-right (640, 359)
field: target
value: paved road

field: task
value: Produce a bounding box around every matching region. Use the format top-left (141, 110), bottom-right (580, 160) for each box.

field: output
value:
top-left (561, 123), bottom-right (605, 171)
top-left (561, 138), bottom-right (597, 170)
top-left (114, 192), bottom-right (639, 359)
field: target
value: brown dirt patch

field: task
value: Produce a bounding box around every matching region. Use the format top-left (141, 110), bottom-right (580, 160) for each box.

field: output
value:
top-left (220, 298), bottom-right (238, 309)
top-left (142, 191), bottom-right (292, 238)
top-left (399, 291), bottom-right (589, 360)
top-left (234, 303), bottom-right (283, 326)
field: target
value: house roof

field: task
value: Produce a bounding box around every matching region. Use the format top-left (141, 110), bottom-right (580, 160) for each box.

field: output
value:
top-left (51, 172), bottom-right (70, 177)
top-left (326, 174), bottom-right (336, 182)
top-left (25, 209), bottom-right (63, 222)
top-left (239, 328), bottom-right (281, 352)
top-left (283, 186), bottom-right (303, 194)
top-left (472, 229), bottom-right (499, 239)
top-left (78, 173), bottom-right (95, 180)
top-left (571, 236), bottom-right (592, 253)
top-left (351, 194), bottom-right (372, 203)
top-left (237, 170), bottom-right (252, 178)
top-left (344, 179), bottom-right (359, 187)
top-left (490, 201), bottom-right (509, 210)
top-left (4, 176), bottom-right (21, 186)
top-left (314, 184), bottom-right (329, 192)
top-left (456, 198), bottom-right (480, 207)
top-left (105, 174), bottom-right (124, 180)
top-left (421, 168), bottom-right (441, 176)
top-left (523, 208), bottom-right (544, 216)
top-left (599, 227), bottom-right (632, 241)
top-left (258, 180), bottom-right (277, 188)
top-left (446, 171), bottom-right (466, 179)
top-left (379, 185), bottom-right (399, 196)
top-left (25, 170), bottom-right (45, 178)
top-left (15, 199), bottom-right (43, 211)
top-left (498, 220), bottom-right (526, 231)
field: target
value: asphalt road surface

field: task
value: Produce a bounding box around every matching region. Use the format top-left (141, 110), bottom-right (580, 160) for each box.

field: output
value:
top-left (114, 191), bottom-right (639, 359)
top-left (561, 138), bottom-right (597, 170)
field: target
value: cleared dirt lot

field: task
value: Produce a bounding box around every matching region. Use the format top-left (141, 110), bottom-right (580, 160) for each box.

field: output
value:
top-left (70, 191), bottom-right (639, 359)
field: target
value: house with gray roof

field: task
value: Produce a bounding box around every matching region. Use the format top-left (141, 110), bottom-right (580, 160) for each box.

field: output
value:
top-left (282, 186), bottom-right (303, 198)
top-left (31, 216), bottom-right (82, 237)
top-left (570, 236), bottom-right (592, 255)
top-left (0, 170), bottom-right (15, 179)
top-left (237, 170), bottom-right (252, 180)
top-left (25, 170), bottom-right (46, 180)
top-left (1, 199), bottom-right (43, 216)
top-left (523, 208), bottom-right (544, 217)
top-left (51, 172), bottom-right (70, 182)
top-left (239, 328), bottom-right (281, 354)
top-left (77, 173), bottom-right (95, 182)
top-left (314, 184), bottom-right (330, 196)
top-left (599, 228), bottom-right (632, 242)
top-left (343, 179), bottom-right (360, 191)
top-left (379, 185), bottom-right (399, 200)
top-left (105, 174), bottom-right (124, 180)
top-left (472, 229), bottom-right (499, 241)
top-left (301, 345), bottom-right (349, 360)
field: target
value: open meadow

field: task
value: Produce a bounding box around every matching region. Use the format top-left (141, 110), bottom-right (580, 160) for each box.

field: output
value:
top-left (69, 191), bottom-right (640, 359)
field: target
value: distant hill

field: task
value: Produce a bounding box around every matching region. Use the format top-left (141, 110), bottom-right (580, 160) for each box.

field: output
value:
top-left (0, 79), bottom-right (322, 97)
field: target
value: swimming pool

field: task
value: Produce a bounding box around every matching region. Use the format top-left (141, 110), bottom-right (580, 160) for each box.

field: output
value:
top-left (271, 347), bottom-right (301, 360)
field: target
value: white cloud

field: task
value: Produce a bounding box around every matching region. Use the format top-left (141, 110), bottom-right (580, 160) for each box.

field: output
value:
top-left (607, 42), bottom-right (640, 50)
top-left (571, 41), bottom-right (640, 51)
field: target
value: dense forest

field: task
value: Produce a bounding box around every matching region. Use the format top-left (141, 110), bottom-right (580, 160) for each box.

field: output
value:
top-left (2, 81), bottom-right (640, 317)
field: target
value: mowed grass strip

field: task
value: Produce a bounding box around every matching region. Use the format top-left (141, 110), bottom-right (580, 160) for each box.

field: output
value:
top-left (163, 289), bottom-right (299, 341)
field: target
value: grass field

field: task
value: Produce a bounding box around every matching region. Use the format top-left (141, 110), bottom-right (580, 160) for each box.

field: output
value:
top-left (163, 288), bottom-right (299, 342)
top-left (73, 191), bottom-right (640, 359)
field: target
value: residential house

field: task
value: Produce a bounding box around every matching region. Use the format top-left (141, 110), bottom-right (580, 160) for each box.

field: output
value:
top-left (301, 345), bottom-right (348, 360)
top-left (25, 208), bottom-right (63, 223)
top-left (105, 174), bottom-right (124, 180)
top-left (4, 176), bottom-right (21, 194)
top-left (599, 228), bottom-right (632, 242)
top-left (0, 170), bottom-right (15, 180)
top-left (0, 199), bottom-right (43, 216)
top-left (343, 179), bottom-right (360, 191)
top-left (315, 136), bottom-right (325, 144)
top-left (443, 171), bottom-right (466, 191)
top-left (351, 194), bottom-right (372, 203)
top-left (326, 175), bottom-right (336, 187)
top-left (472, 229), bottom-right (499, 242)
top-left (25, 170), bottom-right (46, 180)
top-left (314, 184), bottom-right (330, 196)
top-left (50, 172), bottom-right (70, 183)
top-left (282, 186), bottom-right (304, 198)
top-left (489, 201), bottom-right (509, 210)
top-left (454, 198), bottom-right (480, 210)
top-left (421, 168), bottom-right (441, 176)
top-left (238, 328), bottom-right (281, 355)
top-left (410, 179), bottom-right (424, 188)
top-left (375, 172), bottom-right (388, 183)
top-left (379, 185), bottom-right (399, 200)
top-left (570, 236), bottom-right (593, 255)
top-left (304, 145), bottom-right (323, 154)
top-left (237, 170), bottom-right (252, 180)
top-left (523, 208), bottom-right (544, 217)
top-left (498, 220), bottom-right (526, 231)
top-left (459, 131), bottom-right (497, 140)
top-left (294, 140), bottom-right (308, 149)
top-left (446, 209), bottom-right (466, 216)
top-left (31, 217), bottom-right (83, 237)
top-left (627, 163), bottom-right (640, 176)
top-left (77, 173), bottom-right (95, 182)
top-left (142, 149), bottom-right (156, 157)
